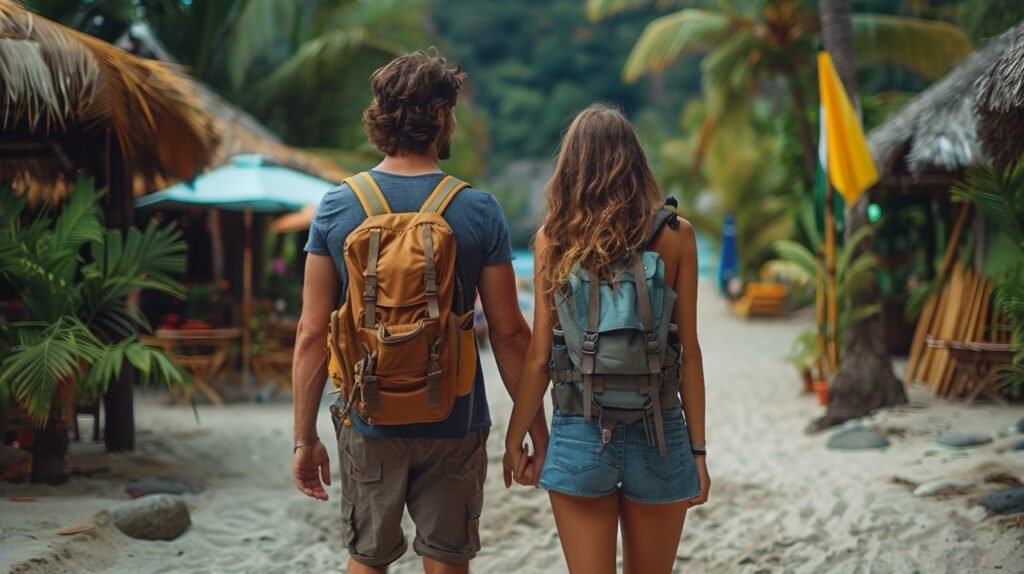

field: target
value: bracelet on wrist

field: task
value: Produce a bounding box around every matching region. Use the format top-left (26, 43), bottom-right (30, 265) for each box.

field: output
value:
top-left (293, 437), bottom-right (320, 453)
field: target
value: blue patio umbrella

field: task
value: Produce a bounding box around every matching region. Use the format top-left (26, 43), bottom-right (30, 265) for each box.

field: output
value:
top-left (718, 211), bottom-right (739, 296)
top-left (136, 154), bottom-right (329, 212)
top-left (136, 155), bottom-right (334, 391)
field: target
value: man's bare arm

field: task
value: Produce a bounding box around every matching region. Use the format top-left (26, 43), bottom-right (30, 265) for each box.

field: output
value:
top-left (479, 263), bottom-right (548, 447)
top-left (292, 255), bottom-right (338, 444)
top-left (291, 254), bottom-right (339, 501)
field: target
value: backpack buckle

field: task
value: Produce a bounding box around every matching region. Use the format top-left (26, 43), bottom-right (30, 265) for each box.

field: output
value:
top-left (645, 332), bottom-right (660, 354)
top-left (581, 332), bottom-right (599, 354)
top-left (363, 275), bottom-right (378, 298)
top-left (423, 269), bottom-right (438, 294)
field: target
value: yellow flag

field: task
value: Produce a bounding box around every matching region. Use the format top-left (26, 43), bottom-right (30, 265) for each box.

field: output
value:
top-left (818, 52), bottom-right (878, 205)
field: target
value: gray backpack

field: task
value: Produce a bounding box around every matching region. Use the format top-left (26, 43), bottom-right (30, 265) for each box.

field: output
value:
top-left (549, 207), bottom-right (682, 456)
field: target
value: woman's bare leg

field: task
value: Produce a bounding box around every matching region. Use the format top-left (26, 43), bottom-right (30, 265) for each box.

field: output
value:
top-left (619, 497), bottom-right (687, 574)
top-left (549, 491), bottom-right (619, 574)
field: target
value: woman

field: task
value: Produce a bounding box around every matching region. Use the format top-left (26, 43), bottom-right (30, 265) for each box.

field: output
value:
top-left (504, 105), bottom-right (710, 574)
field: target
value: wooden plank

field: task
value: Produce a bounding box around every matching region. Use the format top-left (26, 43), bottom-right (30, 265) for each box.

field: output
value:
top-left (940, 270), bottom-right (980, 396)
top-left (906, 204), bottom-right (971, 381)
top-left (926, 263), bottom-right (966, 393)
top-left (975, 281), bottom-right (992, 342)
top-left (915, 280), bottom-right (951, 385)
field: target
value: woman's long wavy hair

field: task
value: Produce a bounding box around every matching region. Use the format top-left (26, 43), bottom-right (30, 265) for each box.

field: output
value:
top-left (539, 104), bottom-right (662, 295)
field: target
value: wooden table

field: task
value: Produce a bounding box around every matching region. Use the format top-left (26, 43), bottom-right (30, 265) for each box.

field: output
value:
top-left (142, 328), bottom-right (242, 406)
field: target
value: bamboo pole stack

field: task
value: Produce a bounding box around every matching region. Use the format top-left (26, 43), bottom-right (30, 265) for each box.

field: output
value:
top-left (905, 205), bottom-right (1000, 397)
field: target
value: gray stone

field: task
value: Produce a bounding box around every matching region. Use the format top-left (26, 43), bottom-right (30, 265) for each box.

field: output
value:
top-left (826, 429), bottom-right (890, 450)
top-left (913, 479), bottom-right (975, 497)
top-left (1012, 439), bottom-right (1024, 452)
top-left (110, 494), bottom-right (190, 540)
top-left (1014, 417), bottom-right (1024, 434)
top-left (976, 488), bottom-right (1024, 515)
top-left (126, 477), bottom-right (198, 498)
top-left (935, 431), bottom-right (993, 449)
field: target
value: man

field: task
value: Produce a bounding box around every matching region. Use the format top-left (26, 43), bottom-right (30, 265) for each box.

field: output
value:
top-left (291, 51), bottom-right (547, 574)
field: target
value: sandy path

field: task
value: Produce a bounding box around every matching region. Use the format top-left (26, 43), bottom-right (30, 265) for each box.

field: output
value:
top-left (2, 280), bottom-right (1023, 573)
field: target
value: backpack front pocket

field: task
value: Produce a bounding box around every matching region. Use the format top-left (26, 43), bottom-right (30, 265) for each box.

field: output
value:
top-left (362, 319), bottom-right (441, 388)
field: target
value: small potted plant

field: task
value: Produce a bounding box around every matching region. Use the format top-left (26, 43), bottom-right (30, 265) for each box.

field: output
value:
top-left (785, 329), bottom-right (819, 394)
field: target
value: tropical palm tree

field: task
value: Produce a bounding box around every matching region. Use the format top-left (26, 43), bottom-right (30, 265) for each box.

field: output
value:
top-left (0, 180), bottom-right (188, 483)
top-left (587, 0), bottom-right (974, 181)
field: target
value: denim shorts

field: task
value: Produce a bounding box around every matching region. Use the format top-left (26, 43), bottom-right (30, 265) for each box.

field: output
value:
top-left (539, 410), bottom-right (701, 504)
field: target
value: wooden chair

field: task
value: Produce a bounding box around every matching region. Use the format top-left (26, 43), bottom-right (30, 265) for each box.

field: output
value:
top-left (928, 338), bottom-right (1013, 404)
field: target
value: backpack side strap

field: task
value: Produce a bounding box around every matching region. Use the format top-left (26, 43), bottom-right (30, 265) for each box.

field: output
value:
top-left (645, 205), bottom-right (679, 245)
top-left (346, 172), bottom-right (392, 217)
top-left (420, 175), bottom-right (470, 215)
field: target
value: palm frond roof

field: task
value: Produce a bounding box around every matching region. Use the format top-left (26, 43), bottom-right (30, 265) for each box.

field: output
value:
top-left (0, 0), bottom-right (218, 202)
top-left (869, 20), bottom-right (1024, 175)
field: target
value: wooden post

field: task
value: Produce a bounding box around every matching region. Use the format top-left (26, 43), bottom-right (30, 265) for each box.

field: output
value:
top-left (816, 252), bottom-right (828, 380)
top-left (102, 132), bottom-right (135, 452)
top-left (824, 171), bottom-right (839, 372)
top-left (242, 207), bottom-right (253, 393)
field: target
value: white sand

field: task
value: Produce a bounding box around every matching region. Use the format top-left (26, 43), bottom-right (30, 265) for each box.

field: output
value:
top-left (2, 281), bottom-right (1023, 573)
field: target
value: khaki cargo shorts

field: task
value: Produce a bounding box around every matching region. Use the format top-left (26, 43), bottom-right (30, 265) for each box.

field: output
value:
top-left (333, 415), bottom-right (489, 567)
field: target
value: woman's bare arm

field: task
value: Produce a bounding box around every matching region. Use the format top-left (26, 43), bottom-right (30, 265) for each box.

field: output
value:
top-left (504, 231), bottom-right (556, 475)
top-left (671, 220), bottom-right (706, 447)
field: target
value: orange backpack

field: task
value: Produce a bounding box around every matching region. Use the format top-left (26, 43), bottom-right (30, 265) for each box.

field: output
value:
top-left (327, 172), bottom-right (478, 425)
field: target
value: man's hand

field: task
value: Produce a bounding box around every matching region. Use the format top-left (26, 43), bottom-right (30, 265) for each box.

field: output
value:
top-left (504, 437), bottom-right (544, 488)
top-left (293, 441), bottom-right (331, 501)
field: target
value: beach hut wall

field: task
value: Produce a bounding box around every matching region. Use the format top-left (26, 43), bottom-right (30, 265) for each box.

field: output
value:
top-left (0, 0), bottom-right (218, 203)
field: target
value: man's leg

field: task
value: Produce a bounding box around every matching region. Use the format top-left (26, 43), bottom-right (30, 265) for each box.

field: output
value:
top-left (406, 429), bottom-right (489, 573)
top-left (348, 560), bottom-right (389, 574)
top-left (338, 425), bottom-right (411, 570)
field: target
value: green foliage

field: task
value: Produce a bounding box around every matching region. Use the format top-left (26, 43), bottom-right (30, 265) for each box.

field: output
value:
top-left (436, 0), bottom-right (699, 169)
top-left (0, 180), bottom-right (188, 424)
top-left (952, 160), bottom-right (1024, 396)
top-left (767, 222), bottom-right (882, 362)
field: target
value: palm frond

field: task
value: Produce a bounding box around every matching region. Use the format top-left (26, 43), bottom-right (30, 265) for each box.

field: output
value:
top-left (0, 317), bottom-right (101, 423)
top-left (835, 225), bottom-right (875, 285)
top-left (840, 252), bottom-right (880, 299)
top-left (623, 9), bottom-right (733, 83)
top-left (771, 239), bottom-right (820, 283)
top-left (852, 14), bottom-right (974, 80)
top-left (952, 162), bottom-right (1024, 249)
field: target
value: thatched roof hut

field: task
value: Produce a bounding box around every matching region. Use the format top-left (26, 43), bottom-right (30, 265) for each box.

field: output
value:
top-left (0, 0), bottom-right (218, 204)
top-left (116, 20), bottom-right (347, 184)
top-left (868, 21), bottom-right (1024, 193)
top-left (196, 83), bottom-right (348, 184)
top-left (975, 22), bottom-right (1024, 166)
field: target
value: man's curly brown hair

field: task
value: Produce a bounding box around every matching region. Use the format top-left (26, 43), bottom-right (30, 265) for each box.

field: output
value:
top-left (363, 51), bottom-right (466, 157)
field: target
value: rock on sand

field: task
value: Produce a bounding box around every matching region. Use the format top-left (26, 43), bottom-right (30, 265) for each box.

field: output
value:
top-left (110, 494), bottom-right (191, 540)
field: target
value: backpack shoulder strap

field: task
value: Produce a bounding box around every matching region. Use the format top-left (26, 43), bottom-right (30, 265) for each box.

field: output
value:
top-left (420, 175), bottom-right (470, 215)
top-left (345, 171), bottom-right (392, 217)
top-left (645, 204), bottom-right (679, 246)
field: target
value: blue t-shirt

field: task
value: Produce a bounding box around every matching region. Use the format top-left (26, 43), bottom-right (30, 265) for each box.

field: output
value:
top-left (304, 170), bottom-right (512, 439)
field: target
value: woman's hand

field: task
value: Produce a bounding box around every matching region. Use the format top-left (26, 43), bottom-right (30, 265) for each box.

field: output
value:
top-left (688, 456), bottom-right (711, 507)
top-left (293, 440), bottom-right (331, 501)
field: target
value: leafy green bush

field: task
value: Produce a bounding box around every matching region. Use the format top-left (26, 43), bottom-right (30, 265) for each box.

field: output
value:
top-left (0, 179), bottom-right (188, 424)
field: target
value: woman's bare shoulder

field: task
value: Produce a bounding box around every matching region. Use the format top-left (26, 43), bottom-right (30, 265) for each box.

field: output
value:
top-left (654, 215), bottom-right (696, 258)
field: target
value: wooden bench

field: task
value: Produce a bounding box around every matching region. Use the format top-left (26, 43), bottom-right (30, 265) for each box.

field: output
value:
top-left (734, 282), bottom-right (789, 318)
